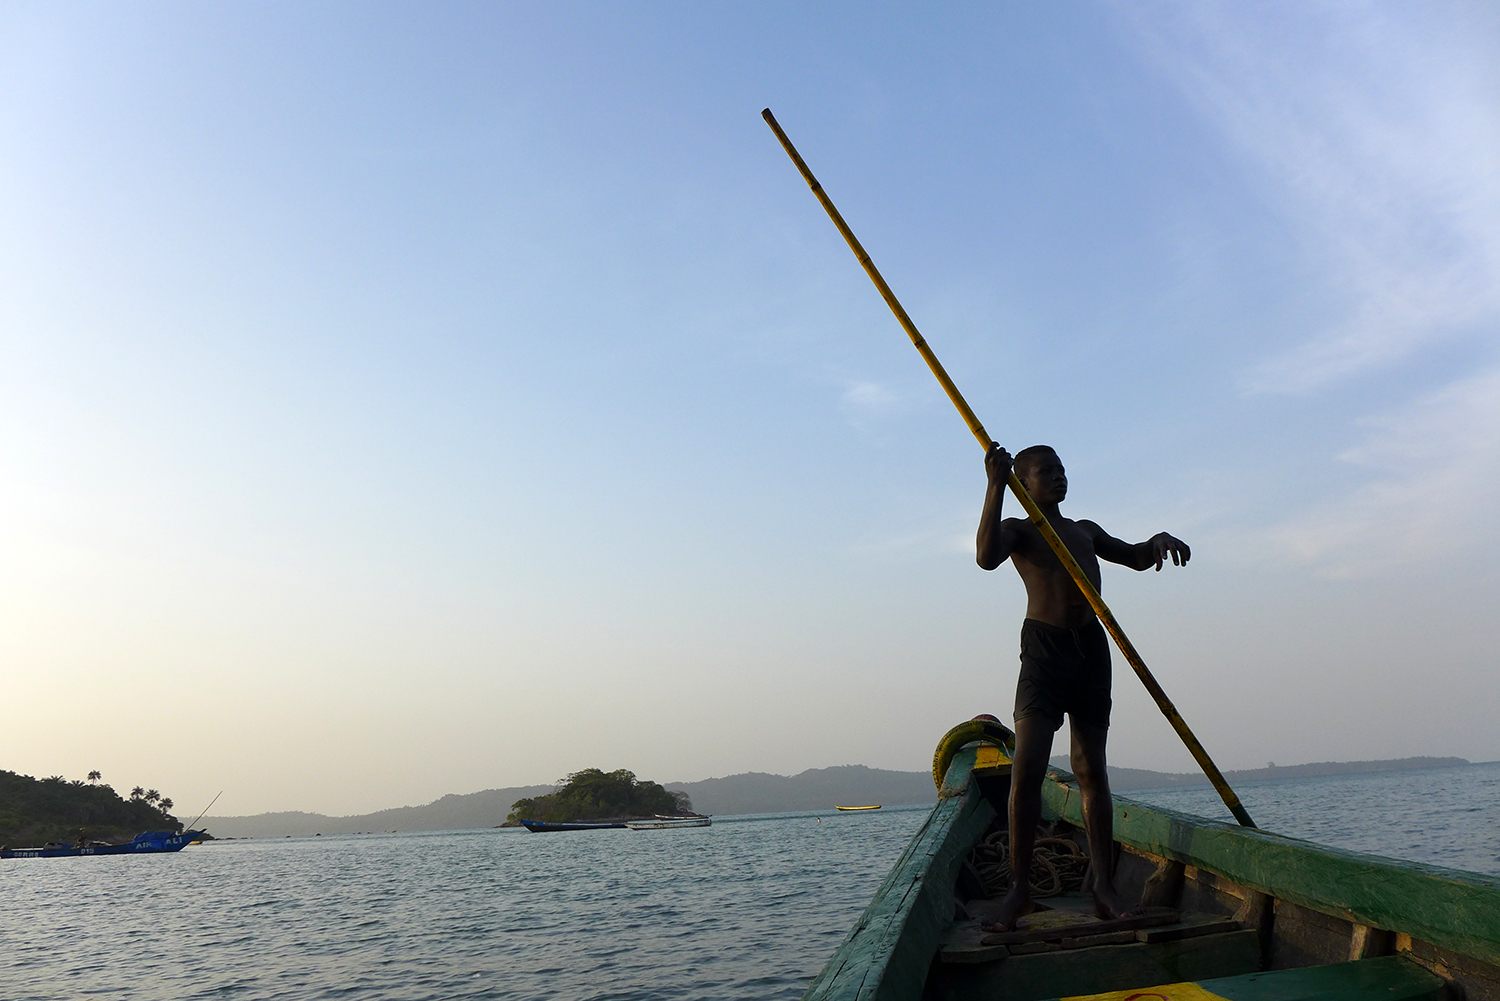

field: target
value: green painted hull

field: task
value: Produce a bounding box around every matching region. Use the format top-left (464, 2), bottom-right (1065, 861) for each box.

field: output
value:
top-left (802, 747), bottom-right (1500, 1001)
top-left (801, 748), bottom-right (996, 1001)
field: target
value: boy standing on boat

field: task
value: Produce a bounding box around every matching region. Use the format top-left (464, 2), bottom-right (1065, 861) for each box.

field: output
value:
top-left (976, 444), bottom-right (1190, 931)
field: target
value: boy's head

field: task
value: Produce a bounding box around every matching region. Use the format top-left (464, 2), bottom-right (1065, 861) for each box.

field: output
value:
top-left (1014, 445), bottom-right (1067, 502)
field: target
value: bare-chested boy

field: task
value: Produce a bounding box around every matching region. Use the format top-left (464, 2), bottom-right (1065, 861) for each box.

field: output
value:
top-left (976, 443), bottom-right (1190, 931)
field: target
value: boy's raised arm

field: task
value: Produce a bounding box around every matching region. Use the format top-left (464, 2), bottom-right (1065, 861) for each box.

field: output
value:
top-left (977, 443), bottom-right (1020, 570)
top-left (1091, 524), bottom-right (1191, 572)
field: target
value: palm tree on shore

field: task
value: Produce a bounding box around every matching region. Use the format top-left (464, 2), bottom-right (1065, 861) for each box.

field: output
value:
top-left (145, 790), bottom-right (160, 805)
top-left (87, 771), bottom-right (101, 784)
top-left (159, 797), bottom-right (174, 814)
top-left (131, 786), bottom-right (145, 800)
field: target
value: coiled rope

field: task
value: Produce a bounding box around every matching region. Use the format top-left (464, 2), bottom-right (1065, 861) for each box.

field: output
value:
top-left (969, 830), bottom-right (1090, 898)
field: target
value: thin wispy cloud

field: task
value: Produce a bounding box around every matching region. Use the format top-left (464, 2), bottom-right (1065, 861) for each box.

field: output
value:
top-left (841, 379), bottom-right (896, 408)
top-left (1120, 3), bottom-right (1500, 394)
top-left (838, 378), bottom-right (900, 423)
top-left (848, 522), bottom-right (977, 560)
top-left (1118, 4), bottom-right (1500, 575)
top-left (1264, 366), bottom-right (1500, 576)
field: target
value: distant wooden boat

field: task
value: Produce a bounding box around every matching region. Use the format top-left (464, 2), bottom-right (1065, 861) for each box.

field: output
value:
top-left (1, 829), bottom-right (206, 859)
top-left (518, 819), bottom-right (626, 833)
top-left (803, 717), bottom-right (1500, 1001)
top-left (835, 805), bottom-right (882, 811)
top-left (625, 816), bottom-right (711, 830)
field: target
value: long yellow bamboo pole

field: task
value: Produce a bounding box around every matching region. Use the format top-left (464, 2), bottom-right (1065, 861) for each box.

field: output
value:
top-left (763, 108), bottom-right (1255, 828)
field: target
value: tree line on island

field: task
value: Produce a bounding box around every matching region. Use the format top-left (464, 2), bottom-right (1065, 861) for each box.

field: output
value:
top-left (0, 769), bottom-right (184, 847)
top-left (504, 768), bottom-right (695, 826)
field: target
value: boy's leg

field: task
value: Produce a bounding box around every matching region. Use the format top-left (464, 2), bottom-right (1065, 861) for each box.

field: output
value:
top-left (1069, 719), bottom-right (1140, 920)
top-left (983, 715), bottom-right (1054, 932)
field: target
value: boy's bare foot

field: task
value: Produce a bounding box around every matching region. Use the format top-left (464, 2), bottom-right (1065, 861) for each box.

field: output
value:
top-left (1092, 884), bottom-right (1142, 921)
top-left (980, 883), bottom-right (1036, 933)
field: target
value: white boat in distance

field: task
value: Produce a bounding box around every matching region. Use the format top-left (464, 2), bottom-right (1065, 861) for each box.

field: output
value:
top-left (624, 816), bottom-right (712, 830)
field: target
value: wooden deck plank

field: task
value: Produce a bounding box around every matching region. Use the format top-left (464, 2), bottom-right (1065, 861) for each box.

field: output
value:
top-left (981, 908), bottom-right (1180, 945)
top-left (942, 911), bottom-right (1242, 964)
top-left (927, 928), bottom-right (1262, 1001)
top-left (1139, 917), bottom-right (1242, 944)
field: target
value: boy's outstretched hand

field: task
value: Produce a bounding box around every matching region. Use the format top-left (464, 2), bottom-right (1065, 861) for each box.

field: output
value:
top-left (1148, 532), bottom-right (1191, 570)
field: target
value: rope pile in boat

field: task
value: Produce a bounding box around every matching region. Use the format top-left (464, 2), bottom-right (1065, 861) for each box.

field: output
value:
top-left (970, 830), bottom-right (1090, 898)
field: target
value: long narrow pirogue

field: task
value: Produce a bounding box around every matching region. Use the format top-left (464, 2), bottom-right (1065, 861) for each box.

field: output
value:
top-left (1, 829), bottom-right (206, 858)
top-left (802, 719), bottom-right (1500, 1001)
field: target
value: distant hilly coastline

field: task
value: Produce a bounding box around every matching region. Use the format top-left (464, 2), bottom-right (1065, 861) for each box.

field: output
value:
top-left (1096, 756), bottom-right (1471, 790)
top-left (199, 756), bottom-right (1474, 839)
top-left (668, 765), bottom-right (935, 817)
top-left (200, 786), bottom-right (554, 838)
top-left (199, 766), bottom-right (930, 838)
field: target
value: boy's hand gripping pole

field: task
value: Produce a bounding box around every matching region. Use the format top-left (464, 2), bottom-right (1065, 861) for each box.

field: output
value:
top-left (763, 108), bottom-right (1255, 829)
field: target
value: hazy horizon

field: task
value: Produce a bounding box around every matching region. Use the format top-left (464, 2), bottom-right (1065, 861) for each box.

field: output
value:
top-left (5, 3), bottom-right (1499, 815)
top-left (187, 751), bottom-right (1486, 822)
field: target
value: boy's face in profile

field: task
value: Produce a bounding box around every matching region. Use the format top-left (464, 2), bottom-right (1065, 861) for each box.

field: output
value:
top-left (1019, 451), bottom-right (1068, 505)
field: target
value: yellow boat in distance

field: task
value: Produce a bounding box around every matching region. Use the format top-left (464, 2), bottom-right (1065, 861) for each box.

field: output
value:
top-left (835, 805), bottom-right (882, 812)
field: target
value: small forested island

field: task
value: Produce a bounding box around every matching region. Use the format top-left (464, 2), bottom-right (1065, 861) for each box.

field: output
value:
top-left (0, 769), bottom-right (183, 846)
top-left (504, 768), bottom-right (694, 826)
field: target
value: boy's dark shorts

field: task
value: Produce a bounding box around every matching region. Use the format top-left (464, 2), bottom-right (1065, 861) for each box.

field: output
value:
top-left (1014, 618), bottom-right (1112, 731)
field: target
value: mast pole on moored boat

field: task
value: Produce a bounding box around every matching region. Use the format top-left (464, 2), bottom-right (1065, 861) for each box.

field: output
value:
top-left (185, 790), bottom-right (223, 833)
top-left (761, 108), bottom-right (1256, 829)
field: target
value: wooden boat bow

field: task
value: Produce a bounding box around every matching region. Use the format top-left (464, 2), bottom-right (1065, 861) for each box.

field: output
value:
top-left (800, 725), bottom-right (1500, 1001)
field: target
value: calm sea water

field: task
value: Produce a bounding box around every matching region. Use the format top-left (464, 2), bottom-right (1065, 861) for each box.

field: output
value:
top-left (1122, 760), bottom-right (1500, 877)
top-left (3, 763), bottom-right (1497, 1000)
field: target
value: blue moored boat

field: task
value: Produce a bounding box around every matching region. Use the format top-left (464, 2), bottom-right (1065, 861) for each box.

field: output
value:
top-left (1, 829), bottom-right (206, 859)
top-left (518, 819), bottom-right (627, 833)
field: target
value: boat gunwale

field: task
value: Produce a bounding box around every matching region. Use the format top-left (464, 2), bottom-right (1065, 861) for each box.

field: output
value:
top-left (1040, 769), bottom-right (1500, 969)
top-left (802, 746), bottom-right (994, 1001)
top-left (803, 751), bottom-right (1500, 1001)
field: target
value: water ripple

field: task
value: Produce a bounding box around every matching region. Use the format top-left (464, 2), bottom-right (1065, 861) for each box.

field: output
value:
top-left (6, 766), bottom-right (1494, 999)
top-left (0, 808), bottom-right (927, 1000)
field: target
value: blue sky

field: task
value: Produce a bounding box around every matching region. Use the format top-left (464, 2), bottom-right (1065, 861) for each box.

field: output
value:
top-left (3, 3), bottom-right (1498, 817)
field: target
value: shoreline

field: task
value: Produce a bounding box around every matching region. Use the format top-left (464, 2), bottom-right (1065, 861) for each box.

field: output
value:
top-left (196, 756), bottom-right (1478, 839)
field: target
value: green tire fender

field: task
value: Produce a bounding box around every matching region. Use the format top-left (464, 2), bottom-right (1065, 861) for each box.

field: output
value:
top-left (932, 715), bottom-right (1016, 789)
